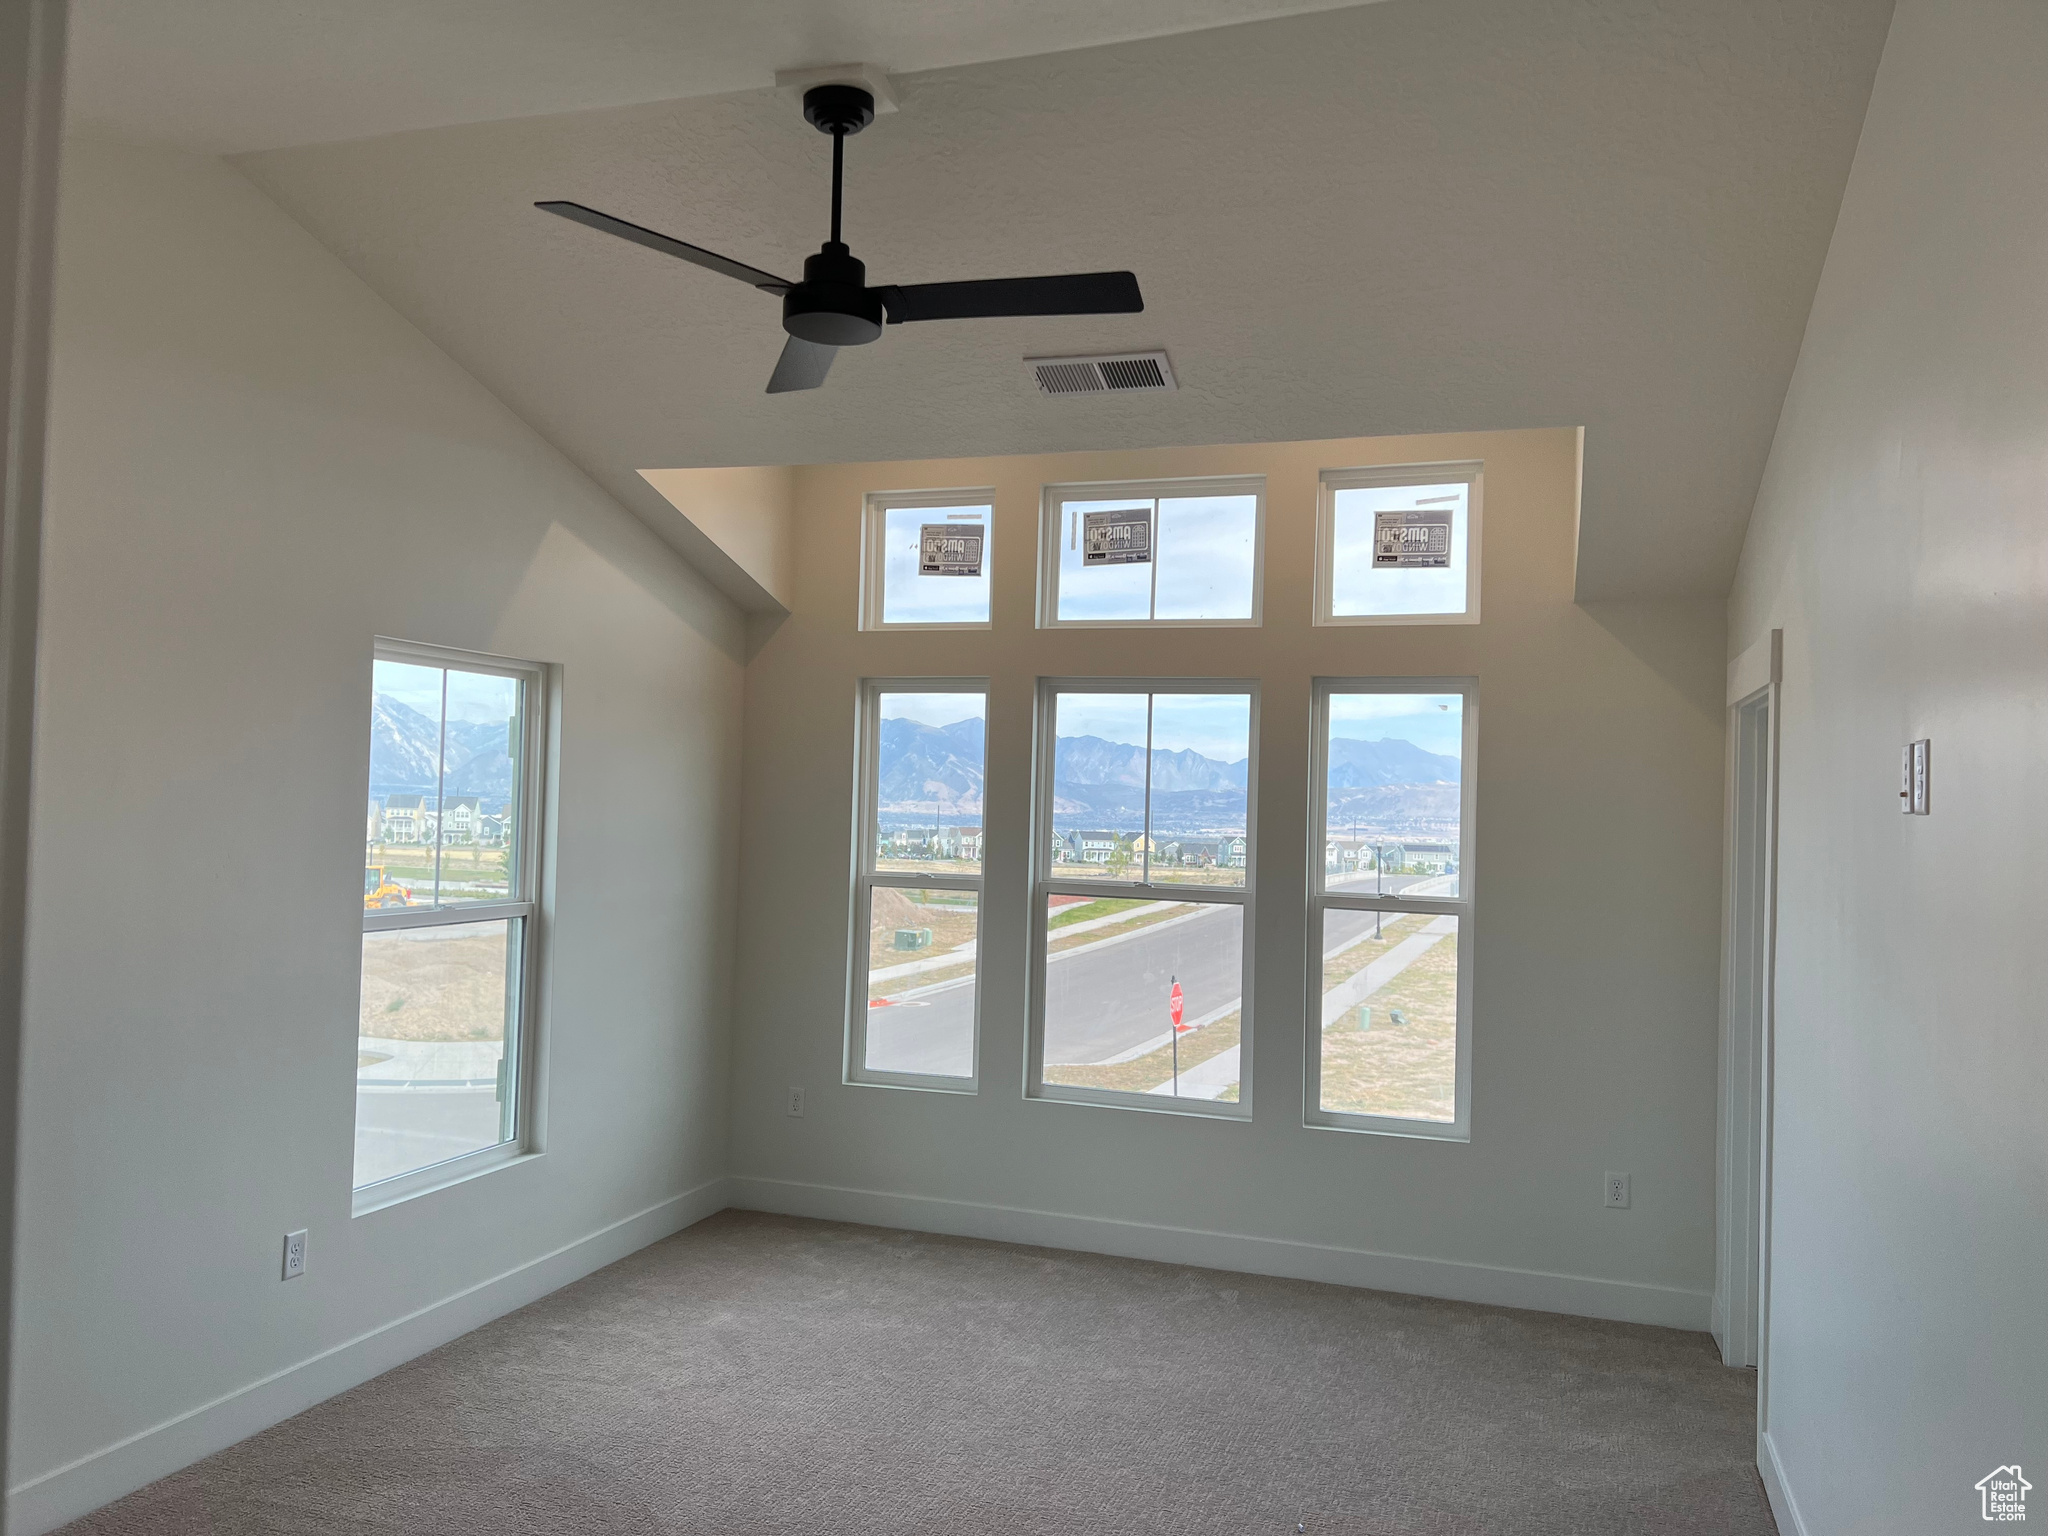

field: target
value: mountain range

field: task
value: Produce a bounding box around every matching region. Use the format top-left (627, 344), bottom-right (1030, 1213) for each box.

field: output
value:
top-left (368, 694), bottom-right (517, 801)
top-left (876, 716), bottom-right (1457, 835)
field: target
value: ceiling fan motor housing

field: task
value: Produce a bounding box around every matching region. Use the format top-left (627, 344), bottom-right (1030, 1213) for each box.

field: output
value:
top-left (784, 242), bottom-right (884, 345)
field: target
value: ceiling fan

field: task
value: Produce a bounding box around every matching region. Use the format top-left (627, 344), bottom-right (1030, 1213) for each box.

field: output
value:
top-left (538, 84), bottom-right (1144, 394)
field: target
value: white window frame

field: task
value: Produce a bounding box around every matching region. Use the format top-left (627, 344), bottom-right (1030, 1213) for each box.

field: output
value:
top-left (355, 638), bottom-right (550, 1213)
top-left (1314, 460), bottom-right (1483, 627)
top-left (1306, 676), bottom-right (1476, 1140)
top-left (846, 677), bottom-right (989, 1092)
top-left (1026, 676), bottom-right (1258, 1119)
top-left (1036, 475), bottom-right (1266, 629)
top-left (859, 487), bottom-right (997, 632)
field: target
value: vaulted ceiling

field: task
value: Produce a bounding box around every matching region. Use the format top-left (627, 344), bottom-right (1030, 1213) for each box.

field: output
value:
top-left (68, 0), bottom-right (1896, 601)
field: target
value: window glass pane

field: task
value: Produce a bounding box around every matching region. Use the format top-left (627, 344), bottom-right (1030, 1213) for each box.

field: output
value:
top-left (367, 662), bottom-right (523, 908)
top-left (1043, 896), bottom-right (1243, 1101)
top-left (1325, 692), bottom-right (1463, 899)
top-left (1055, 499), bottom-right (1154, 621)
top-left (879, 503), bottom-right (992, 625)
top-left (1153, 495), bottom-right (1257, 620)
top-left (874, 691), bottom-right (986, 875)
top-left (355, 917), bottom-right (517, 1188)
top-left (1330, 481), bottom-right (1470, 617)
top-left (1318, 913), bottom-right (1459, 1121)
top-left (367, 660), bottom-right (444, 910)
top-left (1145, 692), bottom-right (1251, 888)
top-left (1050, 692), bottom-right (1149, 879)
top-left (863, 888), bottom-right (978, 1078)
top-left (436, 670), bottom-right (521, 905)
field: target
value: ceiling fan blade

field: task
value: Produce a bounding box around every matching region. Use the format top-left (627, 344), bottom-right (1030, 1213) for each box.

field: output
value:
top-left (535, 201), bottom-right (793, 294)
top-left (766, 336), bottom-right (837, 394)
top-left (880, 271), bottom-right (1142, 324)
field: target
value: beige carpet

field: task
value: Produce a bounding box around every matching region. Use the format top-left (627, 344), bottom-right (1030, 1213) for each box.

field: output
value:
top-left (64, 1211), bottom-right (1773, 1535)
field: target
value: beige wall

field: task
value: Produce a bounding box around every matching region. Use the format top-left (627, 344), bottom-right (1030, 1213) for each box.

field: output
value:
top-left (1728, 1), bottom-right (2048, 1528)
top-left (9, 137), bottom-right (743, 1531)
top-left (638, 465), bottom-right (795, 614)
top-left (732, 426), bottom-right (1728, 1324)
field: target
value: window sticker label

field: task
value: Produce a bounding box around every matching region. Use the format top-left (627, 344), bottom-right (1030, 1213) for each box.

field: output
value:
top-left (919, 522), bottom-right (985, 577)
top-left (1373, 508), bottom-right (1453, 568)
top-left (1082, 507), bottom-right (1153, 565)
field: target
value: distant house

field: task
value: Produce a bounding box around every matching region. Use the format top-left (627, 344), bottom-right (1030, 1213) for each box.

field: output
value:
top-left (1222, 835), bottom-right (1247, 868)
top-left (930, 825), bottom-right (983, 860)
top-left (380, 793), bottom-right (427, 845)
top-left (367, 797), bottom-right (382, 843)
top-left (1070, 830), bottom-right (1123, 864)
top-left (1400, 840), bottom-right (1455, 873)
top-left (441, 795), bottom-right (483, 845)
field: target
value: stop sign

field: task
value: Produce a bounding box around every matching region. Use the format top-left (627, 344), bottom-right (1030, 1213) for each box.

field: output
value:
top-left (1170, 978), bottom-right (1186, 1031)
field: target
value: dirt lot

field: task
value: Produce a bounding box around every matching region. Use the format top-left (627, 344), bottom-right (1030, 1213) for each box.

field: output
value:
top-left (359, 924), bottom-right (511, 1042)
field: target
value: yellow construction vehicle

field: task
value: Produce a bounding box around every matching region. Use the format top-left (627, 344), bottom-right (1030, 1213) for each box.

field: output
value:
top-left (364, 866), bottom-right (413, 909)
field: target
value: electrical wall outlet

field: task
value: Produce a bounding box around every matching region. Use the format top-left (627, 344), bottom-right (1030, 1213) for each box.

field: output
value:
top-left (282, 1229), bottom-right (308, 1280)
top-left (785, 1086), bottom-right (805, 1118)
top-left (1603, 1172), bottom-right (1631, 1210)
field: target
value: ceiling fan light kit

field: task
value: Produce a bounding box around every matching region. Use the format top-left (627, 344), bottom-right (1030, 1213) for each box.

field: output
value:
top-left (537, 84), bottom-right (1145, 393)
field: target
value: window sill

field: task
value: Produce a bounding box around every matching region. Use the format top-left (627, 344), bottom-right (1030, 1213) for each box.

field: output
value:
top-left (352, 1143), bottom-right (538, 1217)
top-left (1303, 1113), bottom-right (1470, 1143)
top-left (1029, 1083), bottom-right (1250, 1121)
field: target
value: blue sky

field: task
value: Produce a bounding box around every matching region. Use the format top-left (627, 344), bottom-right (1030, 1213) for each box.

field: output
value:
top-left (1328, 692), bottom-right (1464, 758)
top-left (879, 691), bottom-right (986, 731)
top-left (1053, 691), bottom-right (1251, 762)
top-left (879, 689), bottom-right (1457, 761)
top-left (374, 660), bottom-right (518, 726)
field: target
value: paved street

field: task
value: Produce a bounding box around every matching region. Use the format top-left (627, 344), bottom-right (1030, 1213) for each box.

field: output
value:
top-left (861, 874), bottom-right (1451, 1081)
top-left (354, 1036), bottom-right (504, 1188)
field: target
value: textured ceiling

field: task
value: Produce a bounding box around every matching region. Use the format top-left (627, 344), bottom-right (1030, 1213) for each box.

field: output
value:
top-left (223, 0), bottom-right (1891, 600)
top-left (65, 0), bottom-right (1383, 154)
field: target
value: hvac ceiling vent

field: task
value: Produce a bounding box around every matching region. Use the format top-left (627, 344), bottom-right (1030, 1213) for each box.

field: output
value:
top-left (1027, 351), bottom-right (1176, 396)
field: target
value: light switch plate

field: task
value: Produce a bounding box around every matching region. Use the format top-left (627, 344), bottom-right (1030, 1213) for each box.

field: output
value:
top-left (1900, 739), bottom-right (1930, 814)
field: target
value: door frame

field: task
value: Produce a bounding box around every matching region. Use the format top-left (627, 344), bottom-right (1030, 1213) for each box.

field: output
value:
top-left (1715, 629), bottom-right (1780, 1378)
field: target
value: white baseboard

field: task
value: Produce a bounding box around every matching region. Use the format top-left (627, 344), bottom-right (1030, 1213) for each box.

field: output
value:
top-left (1758, 1430), bottom-right (1809, 1536)
top-left (728, 1176), bottom-right (1712, 1330)
top-left (7, 1176), bottom-right (732, 1536)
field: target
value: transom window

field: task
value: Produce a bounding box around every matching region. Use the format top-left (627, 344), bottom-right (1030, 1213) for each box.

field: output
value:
top-left (860, 490), bottom-right (995, 629)
top-left (848, 680), bottom-right (988, 1089)
top-left (1038, 477), bottom-right (1263, 626)
top-left (1315, 462), bottom-right (1481, 625)
top-left (1307, 678), bottom-right (1475, 1138)
top-left (358, 641), bottom-right (546, 1202)
top-left (1028, 679), bottom-right (1256, 1114)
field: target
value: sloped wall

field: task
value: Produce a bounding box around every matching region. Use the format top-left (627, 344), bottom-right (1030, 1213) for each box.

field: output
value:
top-left (8, 138), bottom-right (742, 1530)
top-left (1728, 2), bottom-right (2048, 1528)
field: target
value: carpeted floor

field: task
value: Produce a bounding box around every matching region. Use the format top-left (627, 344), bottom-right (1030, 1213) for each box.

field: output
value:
top-left (64, 1211), bottom-right (1773, 1535)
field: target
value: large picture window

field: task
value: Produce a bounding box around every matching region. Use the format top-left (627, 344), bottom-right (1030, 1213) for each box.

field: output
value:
top-left (1307, 678), bottom-right (1475, 1138)
top-left (849, 681), bottom-right (988, 1088)
top-left (1029, 679), bottom-right (1256, 1114)
top-left (1315, 462), bottom-right (1481, 625)
top-left (359, 642), bottom-right (546, 1201)
top-left (1038, 477), bottom-right (1264, 627)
